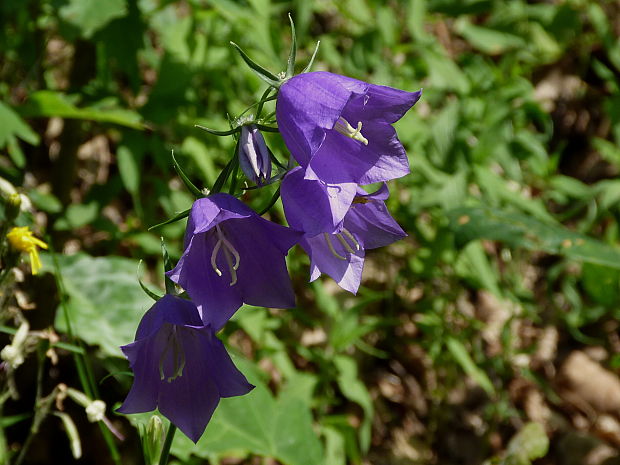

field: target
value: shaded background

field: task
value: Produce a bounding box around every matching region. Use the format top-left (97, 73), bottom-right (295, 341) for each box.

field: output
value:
top-left (1, 0), bottom-right (620, 464)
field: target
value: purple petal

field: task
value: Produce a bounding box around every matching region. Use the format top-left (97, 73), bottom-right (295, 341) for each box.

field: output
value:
top-left (307, 121), bottom-right (409, 185)
top-left (117, 338), bottom-right (161, 414)
top-left (277, 72), bottom-right (364, 166)
top-left (189, 195), bottom-right (254, 235)
top-left (239, 125), bottom-right (272, 185)
top-left (347, 85), bottom-right (422, 123)
top-left (167, 233), bottom-right (244, 331)
top-left (301, 235), bottom-right (365, 294)
top-left (224, 217), bottom-right (299, 309)
top-left (345, 199), bottom-right (406, 250)
top-left (157, 326), bottom-right (220, 443)
top-left (134, 294), bottom-right (202, 340)
top-left (281, 166), bottom-right (356, 235)
top-left (205, 332), bottom-right (254, 397)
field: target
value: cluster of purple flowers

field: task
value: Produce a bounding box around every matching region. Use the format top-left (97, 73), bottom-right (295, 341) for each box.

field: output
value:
top-left (119, 71), bottom-right (421, 442)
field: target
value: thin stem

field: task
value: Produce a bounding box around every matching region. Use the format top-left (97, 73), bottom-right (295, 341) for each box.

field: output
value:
top-left (255, 87), bottom-right (273, 119)
top-left (50, 247), bottom-right (122, 464)
top-left (158, 424), bottom-right (177, 465)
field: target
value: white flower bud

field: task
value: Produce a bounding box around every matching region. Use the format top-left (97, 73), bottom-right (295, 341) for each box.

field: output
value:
top-left (85, 400), bottom-right (106, 423)
top-left (1, 345), bottom-right (24, 368)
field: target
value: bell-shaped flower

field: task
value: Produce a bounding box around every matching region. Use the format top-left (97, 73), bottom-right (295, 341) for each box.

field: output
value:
top-left (238, 125), bottom-right (272, 186)
top-left (276, 71), bottom-right (422, 185)
top-left (117, 294), bottom-right (254, 443)
top-left (281, 168), bottom-right (406, 293)
top-left (167, 194), bottom-right (302, 330)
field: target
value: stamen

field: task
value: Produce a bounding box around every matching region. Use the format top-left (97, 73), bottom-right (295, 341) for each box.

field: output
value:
top-left (159, 327), bottom-right (185, 383)
top-left (333, 117), bottom-right (369, 145)
top-left (210, 238), bottom-right (223, 276)
top-left (212, 225), bottom-right (241, 286)
top-left (323, 233), bottom-right (347, 261)
top-left (336, 234), bottom-right (356, 254)
top-left (341, 228), bottom-right (361, 251)
top-left (222, 246), bottom-right (238, 286)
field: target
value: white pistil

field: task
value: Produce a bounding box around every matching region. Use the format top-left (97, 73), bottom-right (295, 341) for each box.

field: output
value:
top-left (333, 117), bottom-right (369, 145)
top-left (323, 233), bottom-right (347, 261)
top-left (211, 225), bottom-right (241, 286)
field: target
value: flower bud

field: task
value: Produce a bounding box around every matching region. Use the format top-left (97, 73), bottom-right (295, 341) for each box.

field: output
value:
top-left (85, 400), bottom-right (106, 422)
top-left (4, 193), bottom-right (22, 222)
top-left (142, 415), bottom-right (165, 465)
top-left (238, 125), bottom-right (271, 186)
top-left (0, 321), bottom-right (30, 369)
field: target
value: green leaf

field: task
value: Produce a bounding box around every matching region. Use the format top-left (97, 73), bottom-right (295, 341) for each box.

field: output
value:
top-left (0, 101), bottom-right (39, 147)
top-left (334, 355), bottom-right (373, 453)
top-left (504, 422), bottom-right (549, 464)
top-left (59, 0), bottom-right (127, 39)
top-left (446, 337), bottom-right (495, 395)
top-left (45, 253), bottom-right (151, 357)
top-left (455, 18), bottom-right (526, 55)
top-left (169, 359), bottom-right (324, 465)
top-left (582, 263), bottom-right (620, 307)
top-left (18, 91), bottom-right (143, 129)
top-left (449, 206), bottom-right (620, 269)
top-left (0, 101), bottom-right (40, 167)
top-left (117, 146), bottom-right (140, 196)
top-left (0, 412), bottom-right (31, 428)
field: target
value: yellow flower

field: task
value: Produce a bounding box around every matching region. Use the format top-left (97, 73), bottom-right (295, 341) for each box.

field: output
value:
top-left (6, 226), bottom-right (48, 275)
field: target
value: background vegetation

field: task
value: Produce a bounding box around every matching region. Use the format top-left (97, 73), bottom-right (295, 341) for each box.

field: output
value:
top-left (1, 0), bottom-right (620, 464)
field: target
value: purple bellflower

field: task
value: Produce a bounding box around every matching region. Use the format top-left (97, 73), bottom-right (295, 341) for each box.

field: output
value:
top-left (276, 71), bottom-right (422, 185)
top-left (117, 294), bottom-right (254, 443)
top-left (281, 167), bottom-right (406, 293)
top-left (167, 194), bottom-right (302, 329)
top-left (238, 125), bottom-right (272, 186)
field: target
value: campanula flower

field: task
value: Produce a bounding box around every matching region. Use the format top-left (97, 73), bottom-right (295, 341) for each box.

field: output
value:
top-left (238, 125), bottom-right (272, 186)
top-left (118, 294), bottom-right (254, 443)
top-left (167, 194), bottom-right (302, 329)
top-left (281, 168), bottom-right (406, 293)
top-left (6, 226), bottom-right (48, 275)
top-left (276, 71), bottom-right (422, 185)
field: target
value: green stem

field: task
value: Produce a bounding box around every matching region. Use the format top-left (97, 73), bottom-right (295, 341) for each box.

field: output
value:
top-left (158, 424), bottom-right (177, 465)
top-left (50, 247), bottom-right (122, 465)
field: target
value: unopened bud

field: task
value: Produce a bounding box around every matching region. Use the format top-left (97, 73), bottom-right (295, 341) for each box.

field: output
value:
top-left (1, 345), bottom-right (24, 368)
top-left (0, 321), bottom-right (30, 369)
top-left (238, 125), bottom-right (272, 186)
top-left (85, 400), bottom-right (106, 422)
top-left (142, 415), bottom-right (165, 465)
top-left (5, 193), bottom-right (22, 222)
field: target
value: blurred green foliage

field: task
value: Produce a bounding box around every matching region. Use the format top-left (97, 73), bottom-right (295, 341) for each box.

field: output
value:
top-left (2, 0), bottom-right (620, 464)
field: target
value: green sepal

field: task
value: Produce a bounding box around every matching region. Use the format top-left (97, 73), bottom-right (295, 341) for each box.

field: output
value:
top-left (227, 152), bottom-right (240, 195)
top-left (259, 186), bottom-right (281, 215)
top-left (302, 41), bottom-right (321, 74)
top-left (161, 238), bottom-right (176, 295)
top-left (172, 150), bottom-right (203, 198)
top-left (211, 138), bottom-right (241, 194)
top-left (147, 209), bottom-right (190, 231)
top-left (286, 13), bottom-right (297, 78)
top-left (194, 124), bottom-right (240, 136)
top-left (230, 42), bottom-right (281, 87)
top-left (137, 260), bottom-right (162, 302)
